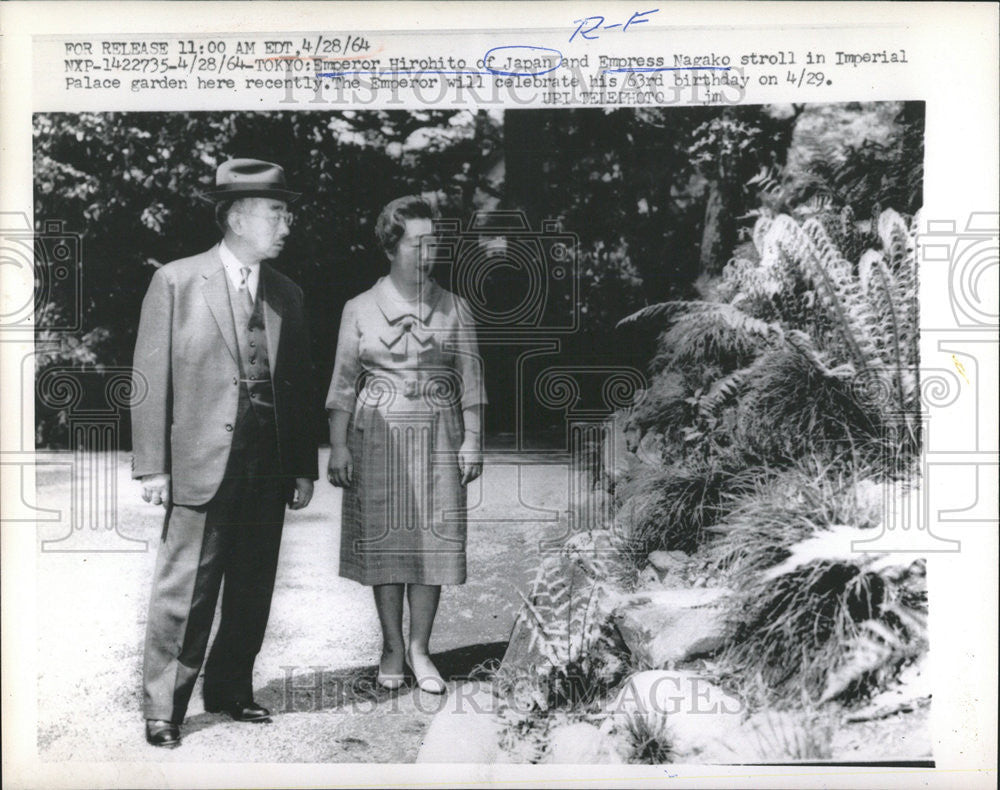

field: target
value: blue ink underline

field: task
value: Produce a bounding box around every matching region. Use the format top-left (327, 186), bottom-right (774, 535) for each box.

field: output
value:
top-left (315, 43), bottom-right (730, 80)
top-left (602, 66), bottom-right (731, 74)
top-left (317, 67), bottom-right (732, 79)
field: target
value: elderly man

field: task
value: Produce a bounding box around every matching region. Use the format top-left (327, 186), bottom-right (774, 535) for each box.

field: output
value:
top-left (131, 159), bottom-right (318, 748)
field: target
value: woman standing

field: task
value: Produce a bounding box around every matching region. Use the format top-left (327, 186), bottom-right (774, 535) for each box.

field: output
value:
top-left (326, 196), bottom-right (485, 694)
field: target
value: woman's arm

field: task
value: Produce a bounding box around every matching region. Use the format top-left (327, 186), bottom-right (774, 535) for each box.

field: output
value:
top-left (327, 409), bottom-right (353, 487)
top-left (458, 405), bottom-right (483, 485)
top-left (326, 298), bottom-right (362, 488)
top-left (455, 296), bottom-right (487, 486)
top-left (462, 406), bottom-right (482, 446)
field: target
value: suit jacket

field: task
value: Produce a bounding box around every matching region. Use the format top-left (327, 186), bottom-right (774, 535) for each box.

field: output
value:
top-left (131, 244), bottom-right (318, 506)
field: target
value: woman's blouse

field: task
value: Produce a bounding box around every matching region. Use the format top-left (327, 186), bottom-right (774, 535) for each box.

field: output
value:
top-left (326, 276), bottom-right (486, 421)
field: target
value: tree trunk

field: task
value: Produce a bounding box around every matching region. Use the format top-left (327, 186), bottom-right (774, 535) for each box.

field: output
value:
top-left (502, 109), bottom-right (546, 224)
top-left (699, 179), bottom-right (738, 276)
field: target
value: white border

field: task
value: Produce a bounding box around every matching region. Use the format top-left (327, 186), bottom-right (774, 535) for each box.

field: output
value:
top-left (2, 3), bottom-right (998, 788)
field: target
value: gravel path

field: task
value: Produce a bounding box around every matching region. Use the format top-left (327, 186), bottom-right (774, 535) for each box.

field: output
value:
top-left (36, 448), bottom-right (570, 762)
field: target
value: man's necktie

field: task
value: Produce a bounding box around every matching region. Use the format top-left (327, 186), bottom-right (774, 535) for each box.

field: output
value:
top-left (239, 266), bottom-right (254, 313)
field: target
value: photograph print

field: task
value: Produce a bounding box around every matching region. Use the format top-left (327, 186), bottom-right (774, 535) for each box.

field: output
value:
top-left (31, 101), bottom-right (931, 764)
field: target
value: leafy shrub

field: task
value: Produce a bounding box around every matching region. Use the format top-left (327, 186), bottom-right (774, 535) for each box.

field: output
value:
top-left (613, 461), bottom-right (759, 562)
top-left (627, 369), bottom-right (689, 440)
top-left (35, 301), bottom-right (113, 447)
top-left (651, 301), bottom-right (777, 373)
top-left (709, 467), bottom-right (926, 708)
top-left (751, 102), bottom-right (924, 219)
top-left (618, 207), bottom-right (921, 475)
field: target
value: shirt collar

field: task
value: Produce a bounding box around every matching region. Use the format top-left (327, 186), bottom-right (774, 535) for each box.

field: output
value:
top-left (219, 239), bottom-right (260, 272)
top-left (374, 276), bottom-right (440, 324)
top-left (219, 240), bottom-right (260, 293)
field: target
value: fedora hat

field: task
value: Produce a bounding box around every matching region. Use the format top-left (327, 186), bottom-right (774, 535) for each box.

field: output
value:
top-left (202, 158), bottom-right (301, 202)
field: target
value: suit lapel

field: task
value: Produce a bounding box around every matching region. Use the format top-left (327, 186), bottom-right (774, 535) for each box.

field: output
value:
top-left (261, 264), bottom-right (284, 372)
top-left (201, 245), bottom-right (239, 364)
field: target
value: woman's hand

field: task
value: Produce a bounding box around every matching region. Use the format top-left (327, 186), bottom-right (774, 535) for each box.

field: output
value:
top-left (328, 446), bottom-right (353, 488)
top-left (458, 436), bottom-right (483, 486)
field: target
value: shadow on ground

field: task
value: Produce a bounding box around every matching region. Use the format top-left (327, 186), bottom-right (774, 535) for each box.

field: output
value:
top-left (177, 641), bottom-right (506, 738)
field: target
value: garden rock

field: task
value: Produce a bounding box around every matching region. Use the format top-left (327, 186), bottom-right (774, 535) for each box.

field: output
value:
top-left (607, 670), bottom-right (744, 763)
top-left (637, 430), bottom-right (665, 465)
top-left (647, 550), bottom-right (688, 573)
top-left (613, 588), bottom-right (730, 667)
top-left (645, 550), bottom-right (689, 586)
top-left (637, 566), bottom-right (661, 589)
top-left (415, 682), bottom-right (504, 763)
top-left (544, 721), bottom-right (625, 763)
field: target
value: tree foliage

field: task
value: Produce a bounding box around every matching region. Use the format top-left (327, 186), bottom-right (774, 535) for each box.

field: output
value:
top-left (33, 110), bottom-right (496, 446)
top-left (33, 104), bottom-right (917, 447)
top-left (607, 103), bottom-right (926, 711)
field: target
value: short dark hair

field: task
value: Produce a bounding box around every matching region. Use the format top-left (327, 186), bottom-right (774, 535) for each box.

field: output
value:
top-left (375, 195), bottom-right (434, 255)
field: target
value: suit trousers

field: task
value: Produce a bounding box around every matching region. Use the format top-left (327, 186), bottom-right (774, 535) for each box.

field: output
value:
top-left (142, 414), bottom-right (286, 723)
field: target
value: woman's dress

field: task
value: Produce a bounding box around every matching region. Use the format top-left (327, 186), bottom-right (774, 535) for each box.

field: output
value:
top-left (326, 276), bottom-right (486, 585)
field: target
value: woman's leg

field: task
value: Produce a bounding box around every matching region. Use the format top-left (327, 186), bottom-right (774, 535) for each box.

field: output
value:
top-left (373, 584), bottom-right (406, 678)
top-left (406, 584), bottom-right (445, 692)
top-left (406, 583), bottom-right (441, 655)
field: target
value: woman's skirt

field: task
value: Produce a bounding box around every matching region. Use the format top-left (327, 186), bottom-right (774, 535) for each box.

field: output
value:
top-left (339, 404), bottom-right (467, 585)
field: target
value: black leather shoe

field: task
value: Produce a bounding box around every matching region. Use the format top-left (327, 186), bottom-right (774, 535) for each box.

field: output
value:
top-left (204, 698), bottom-right (271, 722)
top-left (145, 719), bottom-right (181, 748)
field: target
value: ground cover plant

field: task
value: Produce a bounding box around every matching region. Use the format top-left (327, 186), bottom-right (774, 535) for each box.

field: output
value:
top-left (492, 102), bottom-right (927, 761)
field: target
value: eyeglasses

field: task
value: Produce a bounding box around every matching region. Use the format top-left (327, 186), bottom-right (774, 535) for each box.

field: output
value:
top-left (241, 210), bottom-right (295, 228)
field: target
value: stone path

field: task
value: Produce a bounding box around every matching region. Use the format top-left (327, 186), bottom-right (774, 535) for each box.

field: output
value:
top-left (35, 449), bottom-right (570, 762)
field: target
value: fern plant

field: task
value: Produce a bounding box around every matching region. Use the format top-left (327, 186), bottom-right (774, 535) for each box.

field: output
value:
top-left (494, 550), bottom-right (633, 762)
top-left (617, 207), bottom-right (920, 472)
top-left (495, 551), bottom-right (630, 739)
top-left (746, 102), bottom-right (924, 219)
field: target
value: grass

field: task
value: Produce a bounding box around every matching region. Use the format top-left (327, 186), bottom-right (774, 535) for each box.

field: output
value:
top-left (612, 460), bottom-right (760, 566)
top-left (735, 347), bottom-right (887, 469)
top-left (745, 709), bottom-right (836, 761)
top-left (623, 714), bottom-right (675, 764)
top-left (721, 559), bottom-right (885, 707)
top-left (706, 463), bottom-right (883, 581)
top-left (705, 465), bottom-right (927, 708)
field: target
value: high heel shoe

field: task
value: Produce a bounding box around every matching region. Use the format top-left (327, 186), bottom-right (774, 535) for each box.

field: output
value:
top-left (406, 648), bottom-right (446, 695)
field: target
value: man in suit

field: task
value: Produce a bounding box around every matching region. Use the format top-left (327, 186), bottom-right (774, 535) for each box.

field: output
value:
top-left (131, 159), bottom-right (318, 748)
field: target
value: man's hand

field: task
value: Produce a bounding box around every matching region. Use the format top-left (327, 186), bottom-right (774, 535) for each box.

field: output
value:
top-left (458, 436), bottom-right (483, 486)
top-left (141, 474), bottom-right (171, 508)
top-left (327, 446), bottom-right (353, 488)
top-left (289, 478), bottom-right (314, 510)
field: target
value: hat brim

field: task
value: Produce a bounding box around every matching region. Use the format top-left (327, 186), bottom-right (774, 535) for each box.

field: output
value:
top-left (200, 186), bottom-right (302, 204)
